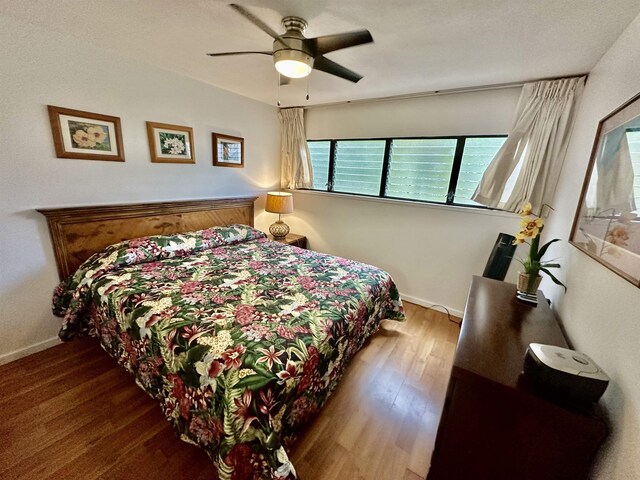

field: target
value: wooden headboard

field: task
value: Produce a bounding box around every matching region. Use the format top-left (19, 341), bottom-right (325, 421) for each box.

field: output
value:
top-left (38, 196), bottom-right (258, 280)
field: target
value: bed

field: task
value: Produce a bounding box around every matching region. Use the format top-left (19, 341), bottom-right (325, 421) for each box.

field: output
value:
top-left (40, 197), bottom-right (405, 480)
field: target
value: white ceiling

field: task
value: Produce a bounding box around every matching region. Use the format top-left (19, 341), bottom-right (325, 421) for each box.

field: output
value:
top-left (3, 0), bottom-right (640, 107)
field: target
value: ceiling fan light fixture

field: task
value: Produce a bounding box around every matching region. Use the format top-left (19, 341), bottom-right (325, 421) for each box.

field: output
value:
top-left (210, 6), bottom-right (373, 83)
top-left (275, 60), bottom-right (311, 78)
top-left (274, 50), bottom-right (313, 78)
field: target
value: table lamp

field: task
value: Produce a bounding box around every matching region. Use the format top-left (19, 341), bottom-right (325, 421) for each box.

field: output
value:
top-left (265, 191), bottom-right (294, 239)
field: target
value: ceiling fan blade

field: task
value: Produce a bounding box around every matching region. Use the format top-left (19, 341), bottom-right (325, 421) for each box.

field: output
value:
top-left (309, 30), bottom-right (373, 56)
top-left (207, 51), bottom-right (272, 57)
top-left (229, 4), bottom-right (288, 48)
top-left (313, 55), bottom-right (363, 83)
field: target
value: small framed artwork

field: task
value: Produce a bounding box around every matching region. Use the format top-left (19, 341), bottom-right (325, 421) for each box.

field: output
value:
top-left (146, 122), bottom-right (195, 164)
top-left (47, 105), bottom-right (125, 161)
top-left (570, 92), bottom-right (640, 287)
top-left (213, 133), bottom-right (244, 168)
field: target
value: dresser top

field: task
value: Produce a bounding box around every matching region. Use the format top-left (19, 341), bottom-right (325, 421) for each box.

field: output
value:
top-left (454, 276), bottom-right (568, 389)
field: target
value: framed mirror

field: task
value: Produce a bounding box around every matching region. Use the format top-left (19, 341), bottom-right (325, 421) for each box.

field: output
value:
top-left (570, 92), bottom-right (640, 287)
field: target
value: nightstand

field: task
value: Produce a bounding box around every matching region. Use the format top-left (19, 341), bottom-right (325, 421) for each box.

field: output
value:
top-left (267, 233), bottom-right (307, 249)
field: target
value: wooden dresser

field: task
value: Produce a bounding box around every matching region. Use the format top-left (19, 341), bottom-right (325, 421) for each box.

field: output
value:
top-left (427, 276), bottom-right (607, 480)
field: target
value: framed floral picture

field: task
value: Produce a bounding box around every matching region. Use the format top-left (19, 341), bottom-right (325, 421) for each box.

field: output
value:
top-left (213, 133), bottom-right (244, 168)
top-left (570, 92), bottom-right (640, 287)
top-left (48, 106), bottom-right (125, 161)
top-left (146, 122), bottom-right (195, 164)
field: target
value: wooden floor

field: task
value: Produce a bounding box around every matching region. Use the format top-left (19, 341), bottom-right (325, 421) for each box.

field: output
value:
top-left (0, 302), bottom-right (459, 480)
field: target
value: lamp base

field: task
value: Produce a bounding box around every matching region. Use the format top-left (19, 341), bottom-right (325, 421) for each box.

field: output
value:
top-left (269, 220), bottom-right (290, 239)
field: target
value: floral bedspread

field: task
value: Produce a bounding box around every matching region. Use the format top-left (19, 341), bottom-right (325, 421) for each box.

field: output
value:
top-left (53, 225), bottom-right (405, 479)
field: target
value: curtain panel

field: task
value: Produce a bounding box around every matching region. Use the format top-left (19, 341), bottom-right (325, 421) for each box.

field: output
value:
top-left (472, 76), bottom-right (586, 213)
top-left (278, 108), bottom-right (313, 189)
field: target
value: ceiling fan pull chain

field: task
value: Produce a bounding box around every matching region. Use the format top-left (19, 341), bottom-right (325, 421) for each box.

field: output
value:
top-left (306, 76), bottom-right (310, 101)
top-left (277, 73), bottom-right (281, 106)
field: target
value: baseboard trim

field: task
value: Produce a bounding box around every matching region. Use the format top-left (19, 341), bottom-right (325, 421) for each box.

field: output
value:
top-left (0, 336), bottom-right (61, 366)
top-left (400, 293), bottom-right (464, 319)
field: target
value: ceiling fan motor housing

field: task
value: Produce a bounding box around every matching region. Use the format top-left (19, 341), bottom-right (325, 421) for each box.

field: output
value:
top-left (273, 16), bottom-right (314, 76)
top-left (282, 16), bottom-right (307, 34)
top-left (273, 48), bottom-right (314, 67)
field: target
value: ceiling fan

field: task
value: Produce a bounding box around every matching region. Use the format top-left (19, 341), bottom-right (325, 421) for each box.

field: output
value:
top-left (207, 4), bottom-right (373, 83)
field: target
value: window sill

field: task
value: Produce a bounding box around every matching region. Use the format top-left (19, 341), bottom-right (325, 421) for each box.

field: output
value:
top-left (289, 189), bottom-right (518, 219)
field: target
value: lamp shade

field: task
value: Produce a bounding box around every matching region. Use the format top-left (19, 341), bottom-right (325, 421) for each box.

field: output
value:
top-left (265, 192), bottom-right (294, 214)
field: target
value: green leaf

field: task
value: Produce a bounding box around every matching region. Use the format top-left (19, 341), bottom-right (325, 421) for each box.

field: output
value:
top-left (225, 368), bottom-right (240, 389)
top-left (536, 238), bottom-right (561, 261)
top-left (540, 267), bottom-right (567, 292)
top-left (217, 455), bottom-right (234, 480)
top-left (286, 346), bottom-right (306, 362)
top-left (182, 363), bottom-right (201, 388)
top-left (541, 263), bottom-right (561, 268)
top-left (186, 344), bottom-right (209, 363)
top-left (237, 373), bottom-right (273, 390)
top-left (529, 233), bottom-right (541, 260)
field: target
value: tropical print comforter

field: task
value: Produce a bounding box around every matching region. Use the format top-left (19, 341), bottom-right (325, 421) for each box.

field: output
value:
top-left (53, 225), bottom-right (405, 479)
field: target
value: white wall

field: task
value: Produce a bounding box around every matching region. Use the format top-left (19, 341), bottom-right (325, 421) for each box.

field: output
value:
top-left (0, 17), bottom-right (280, 363)
top-left (286, 88), bottom-right (523, 315)
top-left (542, 13), bottom-right (640, 480)
top-left (305, 88), bottom-right (522, 139)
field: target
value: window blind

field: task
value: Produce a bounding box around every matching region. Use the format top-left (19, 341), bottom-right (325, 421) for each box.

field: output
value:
top-left (308, 140), bottom-right (330, 190)
top-left (333, 140), bottom-right (386, 196)
top-left (386, 139), bottom-right (457, 202)
top-left (456, 137), bottom-right (507, 205)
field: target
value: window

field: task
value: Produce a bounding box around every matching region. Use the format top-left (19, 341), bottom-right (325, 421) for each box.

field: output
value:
top-left (628, 129), bottom-right (640, 214)
top-left (387, 138), bottom-right (457, 203)
top-left (307, 135), bottom-right (507, 208)
top-left (308, 141), bottom-right (330, 190)
top-left (456, 137), bottom-right (508, 206)
top-left (334, 140), bottom-right (386, 195)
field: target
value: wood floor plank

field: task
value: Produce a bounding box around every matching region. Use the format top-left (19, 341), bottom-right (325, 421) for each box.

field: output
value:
top-left (404, 467), bottom-right (425, 480)
top-left (0, 302), bottom-right (459, 479)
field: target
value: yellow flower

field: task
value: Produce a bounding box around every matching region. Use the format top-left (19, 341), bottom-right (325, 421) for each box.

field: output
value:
top-left (86, 125), bottom-right (107, 143)
top-left (519, 217), bottom-right (544, 238)
top-left (518, 202), bottom-right (533, 217)
top-left (512, 233), bottom-right (527, 244)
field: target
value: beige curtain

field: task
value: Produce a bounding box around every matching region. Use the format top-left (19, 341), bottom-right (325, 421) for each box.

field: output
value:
top-left (278, 108), bottom-right (313, 189)
top-left (472, 76), bottom-right (586, 213)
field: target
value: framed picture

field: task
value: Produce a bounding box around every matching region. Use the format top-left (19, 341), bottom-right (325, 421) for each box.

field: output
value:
top-left (213, 133), bottom-right (244, 168)
top-left (570, 92), bottom-right (640, 287)
top-left (48, 106), bottom-right (125, 161)
top-left (146, 122), bottom-right (195, 164)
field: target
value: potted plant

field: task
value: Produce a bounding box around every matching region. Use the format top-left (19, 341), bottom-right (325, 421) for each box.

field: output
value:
top-left (513, 203), bottom-right (567, 295)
